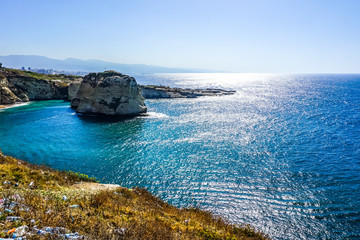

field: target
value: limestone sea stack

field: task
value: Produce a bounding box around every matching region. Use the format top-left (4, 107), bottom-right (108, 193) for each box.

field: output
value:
top-left (71, 71), bottom-right (147, 116)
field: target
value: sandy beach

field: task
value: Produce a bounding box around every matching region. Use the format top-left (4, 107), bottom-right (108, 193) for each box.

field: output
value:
top-left (0, 102), bottom-right (29, 109)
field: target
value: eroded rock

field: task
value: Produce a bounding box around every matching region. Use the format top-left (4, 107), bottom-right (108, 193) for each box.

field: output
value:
top-left (71, 71), bottom-right (147, 116)
top-left (68, 82), bottom-right (81, 101)
top-left (0, 69), bottom-right (81, 104)
top-left (0, 86), bottom-right (21, 104)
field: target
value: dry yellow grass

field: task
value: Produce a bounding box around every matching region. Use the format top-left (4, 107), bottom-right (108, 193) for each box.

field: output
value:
top-left (0, 151), bottom-right (268, 239)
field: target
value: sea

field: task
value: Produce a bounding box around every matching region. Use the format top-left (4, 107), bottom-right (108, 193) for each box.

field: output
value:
top-left (1, 73), bottom-right (359, 239)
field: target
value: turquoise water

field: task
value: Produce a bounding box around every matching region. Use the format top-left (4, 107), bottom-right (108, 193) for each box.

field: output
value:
top-left (1, 74), bottom-right (360, 239)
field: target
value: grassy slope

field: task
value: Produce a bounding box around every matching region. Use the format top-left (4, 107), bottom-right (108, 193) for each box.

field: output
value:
top-left (0, 151), bottom-right (268, 240)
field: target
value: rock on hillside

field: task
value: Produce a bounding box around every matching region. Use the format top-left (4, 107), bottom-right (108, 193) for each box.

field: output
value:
top-left (71, 71), bottom-right (147, 116)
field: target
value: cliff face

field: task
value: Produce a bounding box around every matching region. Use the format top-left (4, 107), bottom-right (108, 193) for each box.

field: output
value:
top-left (68, 82), bottom-right (81, 101)
top-left (71, 71), bottom-right (147, 116)
top-left (0, 69), bottom-right (81, 104)
top-left (0, 74), bottom-right (21, 104)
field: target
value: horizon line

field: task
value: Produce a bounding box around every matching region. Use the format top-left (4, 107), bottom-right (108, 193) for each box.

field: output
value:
top-left (1, 54), bottom-right (360, 75)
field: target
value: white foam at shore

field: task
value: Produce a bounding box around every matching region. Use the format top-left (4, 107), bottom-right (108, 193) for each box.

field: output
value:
top-left (137, 112), bottom-right (169, 119)
top-left (0, 102), bottom-right (30, 111)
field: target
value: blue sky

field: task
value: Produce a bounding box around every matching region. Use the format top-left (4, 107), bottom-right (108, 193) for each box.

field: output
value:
top-left (1, 0), bottom-right (359, 73)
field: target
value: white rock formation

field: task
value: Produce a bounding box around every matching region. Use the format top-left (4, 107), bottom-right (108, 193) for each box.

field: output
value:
top-left (71, 71), bottom-right (147, 116)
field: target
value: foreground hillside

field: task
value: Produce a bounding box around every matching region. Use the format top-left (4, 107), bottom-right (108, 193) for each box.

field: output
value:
top-left (0, 150), bottom-right (267, 239)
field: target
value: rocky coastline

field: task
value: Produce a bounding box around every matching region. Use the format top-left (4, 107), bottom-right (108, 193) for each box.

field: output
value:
top-left (1, 68), bottom-right (235, 107)
top-left (139, 85), bottom-right (236, 99)
top-left (0, 70), bottom-right (267, 239)
top-left (1, 68), bottom-right (236, 116)
top-left (0, 68), bottom-right (81, 105)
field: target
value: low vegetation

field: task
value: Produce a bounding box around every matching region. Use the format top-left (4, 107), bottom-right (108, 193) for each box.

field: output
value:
top-left (3, 68), bottom-right (79, 81)
top-left (0, 150), bottom-right (268, 239)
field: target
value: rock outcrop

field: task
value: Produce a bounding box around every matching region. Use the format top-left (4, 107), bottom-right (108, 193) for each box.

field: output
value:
top-left (68, 81), bottom-right (81, 101)
top-left (71, 71), bottom-right (146, 116)
top-left (139, 85), bottom-right (236, 99)
top-left (0, 69), bottom-right (81, 104)
top-left (0, 73), bottom-right (20, 104)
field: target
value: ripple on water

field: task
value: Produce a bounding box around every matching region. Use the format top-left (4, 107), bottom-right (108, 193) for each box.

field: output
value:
top-left (0, 74), bottom-right (360, 239)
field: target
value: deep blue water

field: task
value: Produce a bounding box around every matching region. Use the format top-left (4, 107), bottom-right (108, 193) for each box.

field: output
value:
top-left (1, 73), bottom-right (360, 239)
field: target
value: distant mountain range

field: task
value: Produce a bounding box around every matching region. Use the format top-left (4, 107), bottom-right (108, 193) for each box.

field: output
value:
top-left (0, 55), bottom-right (215, 74)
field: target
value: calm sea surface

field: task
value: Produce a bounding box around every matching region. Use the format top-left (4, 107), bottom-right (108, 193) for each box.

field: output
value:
top-left (1, 73), bottom-right (359, 239)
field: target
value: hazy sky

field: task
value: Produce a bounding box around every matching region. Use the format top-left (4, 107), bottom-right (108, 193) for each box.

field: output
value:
top-left (1, 0), bottom-right (359, 73)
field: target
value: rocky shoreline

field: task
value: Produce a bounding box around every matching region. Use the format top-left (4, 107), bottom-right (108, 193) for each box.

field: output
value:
top-left (139, 85), bottom-right (236, 99)
top-left (0, 69), bottom-right (236, 110)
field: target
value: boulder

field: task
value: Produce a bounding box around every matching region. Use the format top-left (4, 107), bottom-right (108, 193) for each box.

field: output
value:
top-left (71, 71), bottom-right (147, 116)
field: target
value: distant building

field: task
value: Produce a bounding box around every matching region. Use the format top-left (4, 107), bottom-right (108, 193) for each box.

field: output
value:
top-left (20, 66), bottom-right (87, 76)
